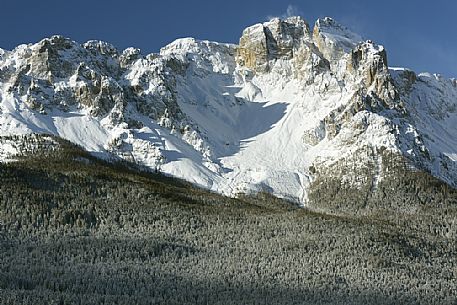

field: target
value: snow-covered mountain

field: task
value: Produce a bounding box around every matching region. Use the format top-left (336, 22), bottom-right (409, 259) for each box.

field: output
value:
top-left (1, 16), bottom-right (457, 204)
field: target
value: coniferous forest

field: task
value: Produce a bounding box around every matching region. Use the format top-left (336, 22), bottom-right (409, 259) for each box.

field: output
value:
top-left (1, 140), bottom-right (457, 305)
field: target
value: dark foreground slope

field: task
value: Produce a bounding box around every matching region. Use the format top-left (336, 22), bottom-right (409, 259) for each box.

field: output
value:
top-left (1, 142), bottom-right (457, 305)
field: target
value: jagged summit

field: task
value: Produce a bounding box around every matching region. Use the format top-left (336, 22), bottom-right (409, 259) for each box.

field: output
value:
top-left (1, 17), bottom-right (457, 204)
top-left (314, 17), bottom-right (363, 49)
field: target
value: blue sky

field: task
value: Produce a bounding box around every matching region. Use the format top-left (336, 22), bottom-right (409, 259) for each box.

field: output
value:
top-left (1, 0), bottom-right (456, 77)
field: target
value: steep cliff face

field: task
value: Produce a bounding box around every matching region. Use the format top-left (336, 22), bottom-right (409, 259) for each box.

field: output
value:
top-left (1, 17), bottom-right (457, 204)
top-left (236, 17), bottom-right (313, 71)
top-left (236, 17), bottom-right (328, 82)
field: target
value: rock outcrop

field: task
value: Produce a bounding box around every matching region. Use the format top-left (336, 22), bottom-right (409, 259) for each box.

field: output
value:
top-left (236, 17), bottom-right (323, 73)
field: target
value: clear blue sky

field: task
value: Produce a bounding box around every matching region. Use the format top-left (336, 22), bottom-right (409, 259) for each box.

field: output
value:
top-left (1, 0), bottom-right (456, 77)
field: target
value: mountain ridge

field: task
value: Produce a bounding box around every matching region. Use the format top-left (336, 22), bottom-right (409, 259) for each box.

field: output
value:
top-left (1, 16), bottom-right (457, 204)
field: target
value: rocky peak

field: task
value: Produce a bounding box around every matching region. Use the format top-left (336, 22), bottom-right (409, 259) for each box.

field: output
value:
top-left (83, 40), bottom-right (119, 57)
top-left (35, 35), bottom-right (76, 52)
top-left (313, 17), bottom-right (363, 66)
top-left (354, 42), bottom-right (401, 109)
top-left (236, 17), bottom-right (313, 73)
top-left (262, 17), bottom-right (311, 59)
top-left (160, 38), bottom-right (236, 75)
top-left (120, 47), bottom-right (142, 68)
top-left (347, 42), bottom-right (388, 83)
top-left (235, 16), bottom-right (373, 79)
top-left (24, 36), bottom-right (79, 80)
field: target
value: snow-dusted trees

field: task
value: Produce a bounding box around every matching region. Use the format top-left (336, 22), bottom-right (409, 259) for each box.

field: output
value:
top-left (1, 147), bottom-right (457, 304)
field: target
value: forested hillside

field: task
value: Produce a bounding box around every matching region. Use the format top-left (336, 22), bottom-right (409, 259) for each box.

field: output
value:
top-left (1, 141), bottom-right (457, 305)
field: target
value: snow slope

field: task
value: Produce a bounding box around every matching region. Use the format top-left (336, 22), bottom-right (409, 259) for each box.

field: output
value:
top-left (1, 17), bottom-right (457, 204)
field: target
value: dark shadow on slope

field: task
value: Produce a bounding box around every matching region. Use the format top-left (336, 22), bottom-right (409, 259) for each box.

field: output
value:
top-left (211, 97), bottom-right (288, 158)
top-left (177, 73), bottom-right (288, 159)
top-left (160, 149), bottom-right (185, 162)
